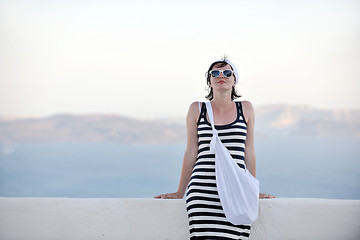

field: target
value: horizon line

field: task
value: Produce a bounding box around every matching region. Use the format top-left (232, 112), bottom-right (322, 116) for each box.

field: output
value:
top-left (1, 103), bottom-right (359, 121)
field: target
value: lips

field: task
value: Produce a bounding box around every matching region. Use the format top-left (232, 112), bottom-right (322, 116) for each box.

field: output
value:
top-left (217, 80), bottom-right (226, 84)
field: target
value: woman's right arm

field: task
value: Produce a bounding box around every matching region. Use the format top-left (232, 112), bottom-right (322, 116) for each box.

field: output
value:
top-left (154, 102), bottom-right (199, 199)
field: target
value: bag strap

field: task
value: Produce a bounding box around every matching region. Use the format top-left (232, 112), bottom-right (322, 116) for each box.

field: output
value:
top-left (206, 102), bottom-right (252, 174)
top-left (205, 102), bottom-right (215, 130)
top-left (205, 102), bottom-right (218, 153)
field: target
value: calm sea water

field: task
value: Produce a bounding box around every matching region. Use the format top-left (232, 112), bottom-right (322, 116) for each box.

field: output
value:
top-left (0, 136), bottom-right (359, 199)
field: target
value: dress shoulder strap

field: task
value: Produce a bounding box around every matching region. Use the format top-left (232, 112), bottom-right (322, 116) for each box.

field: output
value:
top-left (197, 102), bottom-right (206, 124)
top-left (237, 101), bottom-right (247, 126)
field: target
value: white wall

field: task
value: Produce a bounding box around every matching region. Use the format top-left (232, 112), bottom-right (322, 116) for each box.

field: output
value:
top-left (0, 198), bottom-right (359, 240)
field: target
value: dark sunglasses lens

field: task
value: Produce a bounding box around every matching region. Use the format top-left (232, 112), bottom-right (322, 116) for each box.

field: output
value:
top-left (211, 70), bottom-right (220, 77)
top-left (223, 70), bottom-right (233, 77)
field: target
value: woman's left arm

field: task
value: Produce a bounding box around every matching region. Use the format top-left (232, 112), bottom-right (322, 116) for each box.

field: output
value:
top-left (243, 101), bottom-right (276, 199)
top-left (243, 101), bottom-right (256, 178)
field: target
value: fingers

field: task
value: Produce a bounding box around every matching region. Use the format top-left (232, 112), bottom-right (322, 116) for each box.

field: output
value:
top-left (259, 193), bottom-right (276, 199)
top-left (155, 192), bottom-right (181, 199)
top-left (163, 193), bottom-right (176, 199)
top-left (154, 193), bottom-right (171, 199)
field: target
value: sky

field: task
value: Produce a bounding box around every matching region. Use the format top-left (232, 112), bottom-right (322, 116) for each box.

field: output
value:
top-left (0, 0), bottom-right (359, 120)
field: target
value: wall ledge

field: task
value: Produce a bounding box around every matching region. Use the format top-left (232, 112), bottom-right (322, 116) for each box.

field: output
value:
top-left (0, 197), bottom-right (359, 240)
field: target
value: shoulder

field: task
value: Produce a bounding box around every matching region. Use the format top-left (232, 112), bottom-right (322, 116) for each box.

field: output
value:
top-left (239, 100), bottom-right (255, 123)
top-left (240, 100), bottom-right (254, 113)
top-left (187, 101), bottom-right (202, 122)
top-left (188, 101), bottom-right (201, 113)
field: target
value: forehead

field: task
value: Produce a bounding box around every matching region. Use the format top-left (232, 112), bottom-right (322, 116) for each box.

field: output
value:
top-left (212, 63), bottom-right (232, 70)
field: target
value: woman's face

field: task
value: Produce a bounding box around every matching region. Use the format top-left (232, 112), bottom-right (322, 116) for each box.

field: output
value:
top-left (209, 63), bottom-right (235, 92)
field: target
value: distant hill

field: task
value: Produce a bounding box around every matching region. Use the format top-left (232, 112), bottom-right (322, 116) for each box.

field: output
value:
top-left (0, 105), bottom-right (359, 145)
top-left (255, 105), bottom-right (360, 138)
top-left (0, 114), bottom-right (186, 145)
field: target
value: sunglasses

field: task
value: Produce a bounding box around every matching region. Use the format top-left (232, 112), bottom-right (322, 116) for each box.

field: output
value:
top-left (209, 70), bottom-right (234, 78)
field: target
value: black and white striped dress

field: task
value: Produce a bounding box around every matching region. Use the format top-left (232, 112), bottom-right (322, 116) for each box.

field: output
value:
top-left (185, 101), bottom-right (251, 240)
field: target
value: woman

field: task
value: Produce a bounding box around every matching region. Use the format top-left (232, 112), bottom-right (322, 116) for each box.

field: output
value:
top-left (155, 57), bottom-right (275, 239)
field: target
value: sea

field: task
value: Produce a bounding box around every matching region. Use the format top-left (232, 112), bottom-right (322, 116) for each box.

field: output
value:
top-left (0, 136), bottom-right (359, 199)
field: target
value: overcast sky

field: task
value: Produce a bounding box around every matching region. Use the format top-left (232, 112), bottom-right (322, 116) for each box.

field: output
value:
top-left (1, 0), bottom-right (359, 119)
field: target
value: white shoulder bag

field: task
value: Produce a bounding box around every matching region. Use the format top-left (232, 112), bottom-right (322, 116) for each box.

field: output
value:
top-left (205, 102), bottom-right (259, 225)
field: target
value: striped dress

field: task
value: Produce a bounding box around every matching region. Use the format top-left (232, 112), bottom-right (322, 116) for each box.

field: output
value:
top-left (185, 101), bottom-right (251, 240)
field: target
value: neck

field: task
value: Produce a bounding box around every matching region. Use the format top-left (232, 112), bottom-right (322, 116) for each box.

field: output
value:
top-left (211, 90), bottom-right (233, 111)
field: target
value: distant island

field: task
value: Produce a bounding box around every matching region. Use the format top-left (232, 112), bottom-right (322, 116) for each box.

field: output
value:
top-left (0, 105), bottom-right (359, 145)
